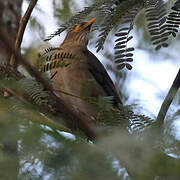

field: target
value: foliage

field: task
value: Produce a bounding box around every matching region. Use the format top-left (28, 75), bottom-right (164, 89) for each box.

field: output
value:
top-left (37, 47), bottom-right (74, 72)
top-left (1, 63), bottom-right (179, 179)
top-left (0, 0), bottom-right (180, 180)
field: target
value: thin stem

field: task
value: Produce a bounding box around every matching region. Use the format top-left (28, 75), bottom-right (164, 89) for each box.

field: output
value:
top-left (54, 88), bottom-right (121, 112)
top-left (2, 86), bottom-right (28, 104)
top-left (156, 68), bottom-right (180, 127)
top-left (9, 0), bottom-right (38, 68)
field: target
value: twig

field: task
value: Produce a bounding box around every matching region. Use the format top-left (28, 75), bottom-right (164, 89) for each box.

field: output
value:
top-left (2, 86), bottom-right (28, 104)
top-left (54, 88), bottom-right (122, 113)
top-left (9, 0), bottom-right (38, 68)
top-left (156, 68), bottom-right (180, 127)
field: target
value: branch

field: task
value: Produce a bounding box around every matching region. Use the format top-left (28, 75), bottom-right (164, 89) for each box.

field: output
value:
top-left (156, 68), bottom-right (180, 127)
top-left (0, 28), bottom-right (54, 93)
top-left (9, 0), bottom-right (38, 68)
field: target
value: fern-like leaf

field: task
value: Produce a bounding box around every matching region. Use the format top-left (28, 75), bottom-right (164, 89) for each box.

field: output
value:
top-left (18, 78), bottom-right (50, 106)
top-left (44, 3), bottom-right (99, 41)
top-left (114, 4), bottom-right (143, 70)
top-left (96, 0), bottom-right (144, 53)
top-left (130, 114), bottom-right (154, 133)
top-left (38, 47), bottom-right (60, 59)
top-left (0, 63), bottom-right (24, 80)
top-left (96, 3), bottom-right (124, 52)
top-left (166, 0), bottom-right (180, 38)
top-left (145, 0), bottom-right (169, 50)
top-left (38, 47), bottom-right (77, 72)
top-left (114, 26), bottom-right (134, 70)
top-left (39, 59), bottom-right (71, 72)
top-left (44, 0), bottom-right (112, 41)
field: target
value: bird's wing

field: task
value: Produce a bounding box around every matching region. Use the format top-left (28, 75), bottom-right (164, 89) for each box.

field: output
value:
top-left (83, 49), bottom-right (122, 107)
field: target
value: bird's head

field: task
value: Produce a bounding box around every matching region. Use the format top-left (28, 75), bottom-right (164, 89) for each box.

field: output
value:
top-left (62, 18), bottom-right (96, 47)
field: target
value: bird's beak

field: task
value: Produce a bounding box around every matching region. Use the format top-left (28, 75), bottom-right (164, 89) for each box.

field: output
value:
top-left (83, 18), bottom-right (96, 29)
top-left (73, 18), bottom-right (96, 32)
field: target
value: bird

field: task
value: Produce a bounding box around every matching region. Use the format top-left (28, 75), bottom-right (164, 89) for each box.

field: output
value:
top-left (50, 18), bottom-right (122, 124)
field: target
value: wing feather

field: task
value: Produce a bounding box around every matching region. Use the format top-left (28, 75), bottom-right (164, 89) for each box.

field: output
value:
top-left (83, 49), bottom-right (122, 108)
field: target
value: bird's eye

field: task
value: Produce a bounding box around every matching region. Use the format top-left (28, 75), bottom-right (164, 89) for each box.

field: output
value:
top-left (73, 24), bottom-right (79, 28)
top-left (73, 24), bottom-right (81, 32)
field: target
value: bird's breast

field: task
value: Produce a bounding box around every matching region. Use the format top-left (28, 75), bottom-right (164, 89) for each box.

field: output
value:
top-left (50, 51), bottom-right (105, 118)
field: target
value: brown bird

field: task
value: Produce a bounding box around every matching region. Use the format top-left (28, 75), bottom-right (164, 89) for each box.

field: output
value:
top-left (50, 18), bottom-right (122, 123)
